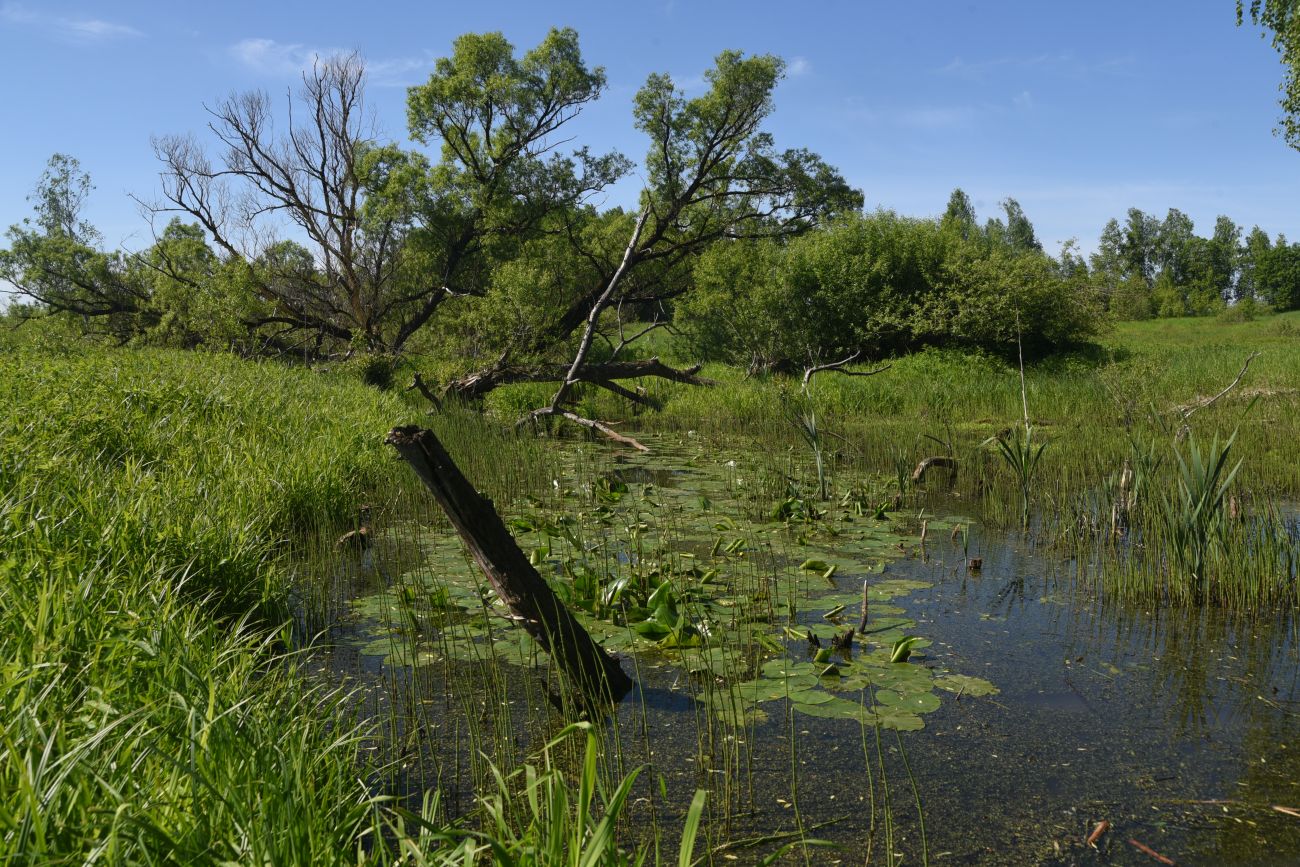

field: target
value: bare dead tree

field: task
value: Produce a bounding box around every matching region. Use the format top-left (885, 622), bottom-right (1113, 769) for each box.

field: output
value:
top-left (151, 54), bottom-right (401, 352)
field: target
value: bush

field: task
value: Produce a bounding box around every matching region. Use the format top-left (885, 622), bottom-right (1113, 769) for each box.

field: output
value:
top-left (676, 212), bottom-right (1104, 368)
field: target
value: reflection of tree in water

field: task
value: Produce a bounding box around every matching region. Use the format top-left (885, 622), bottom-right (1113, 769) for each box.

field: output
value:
top-left (1069, 601), bottom-right (1297, 740)
top-left (1052, 594), bottom-right (1300, 857)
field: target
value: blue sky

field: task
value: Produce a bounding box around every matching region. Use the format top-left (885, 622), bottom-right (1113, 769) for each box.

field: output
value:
top-left (2, 0), bottom-right (1297, 259)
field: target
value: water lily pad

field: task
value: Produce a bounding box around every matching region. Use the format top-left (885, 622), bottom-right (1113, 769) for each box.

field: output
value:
top-left (875, 689), bottom-right (941, 713)
top-left (792, 696), bottom-right (875, 723)
top-left (872, 705), bottom-right (925, 731)
top-left (934, 674), bottom-right (1000, 697)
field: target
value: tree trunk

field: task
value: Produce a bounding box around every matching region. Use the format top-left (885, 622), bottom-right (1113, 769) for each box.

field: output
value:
top-left (385, 425), bottom-right (634, 702)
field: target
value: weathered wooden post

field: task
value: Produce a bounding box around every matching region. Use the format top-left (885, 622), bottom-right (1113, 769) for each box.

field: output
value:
top-left (385, 425), bottom-right (634, 702)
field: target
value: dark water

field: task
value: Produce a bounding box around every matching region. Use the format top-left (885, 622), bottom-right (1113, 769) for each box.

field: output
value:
top-left (767, 540), bottom-right (1300, 864)
top-left (300, 438), bottom-right (1300, 865)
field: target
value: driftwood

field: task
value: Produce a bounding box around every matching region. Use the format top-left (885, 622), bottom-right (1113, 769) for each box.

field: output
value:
top-left (911, 455), bottom-right (958, 485)
top-left (385, 425), bottom-right (634, 702)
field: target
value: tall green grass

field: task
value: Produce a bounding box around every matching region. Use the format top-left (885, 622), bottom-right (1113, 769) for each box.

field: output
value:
top-left (0, 346), bottom-right (662, 864)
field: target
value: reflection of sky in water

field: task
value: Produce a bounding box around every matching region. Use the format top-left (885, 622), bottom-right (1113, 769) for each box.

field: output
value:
top-left (298, 439), bottom-right (1300, 865)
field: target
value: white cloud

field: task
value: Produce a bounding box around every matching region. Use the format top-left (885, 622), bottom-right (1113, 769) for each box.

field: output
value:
top-left (62, 17), bottom-right (141, 40)
top-left (788, 56), bottom-right (811, 77)
top-left (0, 2), bottom-right (36, 23)
top-left (366, 55), bottom-right (432, 86)
top-left (1, 2), bottom-right (142, 41)
top-left (230, 37), bottom-right (430, 86)
top-left (231, 37), bottom-right (323, 75)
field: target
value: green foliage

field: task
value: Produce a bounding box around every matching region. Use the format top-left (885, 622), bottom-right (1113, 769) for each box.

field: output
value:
top-left (1157, 432), bottom-right (1241, 597)
top-left (423, 724), bottom-right (707, 866)
top-left (1253, 240), bottom-right (1300, 310)
top-left (0, 348), bottom-right (408, 863)
top-left (677, 208), bottom-right (1102, 368)
top-left (990, 425), bottom-right (1049, 530)
top-left (1240, 0), bottom-right (1300, 150)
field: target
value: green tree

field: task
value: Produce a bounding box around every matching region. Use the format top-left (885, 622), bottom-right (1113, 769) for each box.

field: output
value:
top-left (1120, 207), bottom-right (1161, 285)
top-left (1, 155), bottom-right (152, 341)
top-left (1237, 224), bottom-right (1274, 299)
top-left (1157, 207), bottom-right (1196, 285)
top-left (1254, 237), bottom-right (1300, 309)
top-left (1001, 197), bottom-right (1042, 254)
top-left (1239, 0), bottom-right (1300, 149)
top-left (157, 36), bottom-right (620, 356)
top-left (443, 47), bottom-right (861, 401)
top-left (1209, 214), bottom-right (1242, 300)
top-left (941, 188), bottom-right (979, 240)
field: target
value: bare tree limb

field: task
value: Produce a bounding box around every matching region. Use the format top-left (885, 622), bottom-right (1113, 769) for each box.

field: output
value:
top-left (589, 379), bottom-right (660, 409)
top-left (520, 407), bottom-right (650, 452)
top-left (801, 350), bottom-right (891, 392)
top-left (1178, 351), bottom-right (1262, 421)
top-left (406, 371), bottom-right (442, 412)
top-left (444, 356), bottom-right (712, 401)
top-left (547, 208), bottom-right (649, 413)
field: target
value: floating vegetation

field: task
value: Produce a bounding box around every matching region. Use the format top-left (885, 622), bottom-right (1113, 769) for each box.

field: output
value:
top-left (346, 441), bottom-right (995, 734)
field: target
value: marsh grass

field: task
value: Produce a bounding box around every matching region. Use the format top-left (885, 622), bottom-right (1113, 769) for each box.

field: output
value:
top-left (508, 312), bottom-right (1300, 609)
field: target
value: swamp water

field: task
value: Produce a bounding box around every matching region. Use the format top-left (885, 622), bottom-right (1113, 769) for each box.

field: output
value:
top-left (297, 434), bottom-right (1300, 865)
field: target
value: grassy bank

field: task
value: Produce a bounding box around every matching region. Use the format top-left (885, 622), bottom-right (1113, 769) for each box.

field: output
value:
top-left (0, 347), bottom-right (597, 864)
top-left (0, 348), bottom-right (412, 863)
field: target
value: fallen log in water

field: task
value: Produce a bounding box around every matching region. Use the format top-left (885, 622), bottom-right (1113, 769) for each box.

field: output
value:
top-left (912, 455), bottom-right (957, 485)
top-left (385, 425), bottom-right (634, 703)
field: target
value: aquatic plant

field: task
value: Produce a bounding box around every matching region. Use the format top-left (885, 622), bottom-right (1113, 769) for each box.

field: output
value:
top-left (991, 424), bottom-right (1049, 531)
top-left (1158, 431), bottom-right (1241, 599)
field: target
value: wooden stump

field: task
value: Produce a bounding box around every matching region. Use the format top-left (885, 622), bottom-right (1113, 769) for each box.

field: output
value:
top-left (911, 455), bottom-right (957, 485)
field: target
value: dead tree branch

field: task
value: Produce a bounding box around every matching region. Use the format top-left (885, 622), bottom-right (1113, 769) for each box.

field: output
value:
top-left (801, 351), bottom-right (891, 392)
top-left (406, 371), bottom-right (442, 412)
top-left (443, 356), bottom-right (712, 402)
top-left (1176, 351), bottom-right (1261, 440)
top-left (548, 209), bottom-right (649, 413)
top-left (1178, 351), bottom-right (1261, 421)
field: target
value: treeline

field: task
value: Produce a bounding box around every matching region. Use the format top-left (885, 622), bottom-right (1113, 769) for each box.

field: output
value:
top-left (1090, 207), bottom-right (1300, 318)
top-left (2, 29), bottom-right (1296, 394)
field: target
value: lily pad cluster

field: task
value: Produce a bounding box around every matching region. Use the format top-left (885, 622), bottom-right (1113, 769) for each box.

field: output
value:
top-left (344, 439), bottom-right (995, 730)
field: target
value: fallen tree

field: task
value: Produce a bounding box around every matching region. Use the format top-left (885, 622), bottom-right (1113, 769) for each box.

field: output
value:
top-left (385, 425), bottom-right (634, 702)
